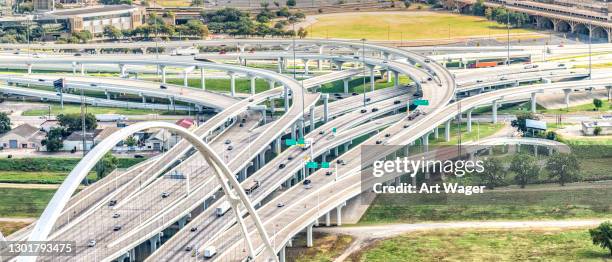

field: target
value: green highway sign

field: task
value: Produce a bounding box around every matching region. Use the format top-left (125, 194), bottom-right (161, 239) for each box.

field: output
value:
top-left (321, 162), bottom-right (330, 168)
top-left (306, 162), bottom-right (319, 168)
top-left (413, 99), bottom-right (429, 106)
top-left (298, 138), bottom-right (305, 145)
top-left (331, 127), bottom-right (337, 133)
top-left (285, 139), bottom-right (297, 146)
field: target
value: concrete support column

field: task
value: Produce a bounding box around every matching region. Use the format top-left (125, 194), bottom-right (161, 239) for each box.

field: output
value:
top-left (309, 106), bottom-right (315, 131)
top-left (27, 63), bottom-right (32, 74)
top-left (279, 245), bottom-right (286, 262)
top-left (259, 151), bottom-right (265, 168)
top-left (422, 132), bottom-right (430, 152)
top-left (393, 71), bottom-right (399, 88)
top-left (284, 86), bottom-right (290, 112)
top-left (467, 109), bottom-right (473, 133)
top-left (369, 66), bottom-right (375, 92)
top-left (387, 70), bottom-right (392, 83)
top-left (434, 127), bottom-right (439, 139)
top-left (303, 59), bottom-right (310, 75)
top-left (606, 86), bottom-right (612, 101)
top-left (268, 80), bottom-right (275, 90)
top-left (323, 94), bottom-right (329, 122)
top-left (325, 212), bottom-right (331, 226)
top-left (291, 124), bottom-right (297, 140)
top-left (80, 63), bottom-right (85, 75)
top-left (298, 118), bottom-right (304, 139)
top-left (240, 168), bottom-right (247, 181)
top-left (72, 62), bottom-right (76, 75)
top-left (249, 76), bottom-right (256, 96)
top-left (563, 89), bottom-right (571, 108)
top-left (200, 67), bottom-right (206, 90)
top-left (306, 224), bottom-right (313, 247)
top-left (492, 100), bottom-right (498, 124)
top-left (317, 59), bottom-right (322, 70)
top-left (542, 78), bottom-right (552, 84)
top-left (277, 57), bottom-right (283, 73)
top-left (183, 70), bottom-right (188, 87)
top-left (343, 78), bottom-right (350, 94)
top-left (275, 137), bottom-right (282, 154)
top-left (160, 65), bottom-right (167, 84)
top-left (531, 92), bottom-right (537, 113)
top-left (229, 72), bottom-right (236, 97)
top-left (336, 205), bottom-right (343, 226)
top-left (445, 120), bottom-right (451, 142)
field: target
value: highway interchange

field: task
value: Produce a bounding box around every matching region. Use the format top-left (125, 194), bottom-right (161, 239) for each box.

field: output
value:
top-left (1, 39), bottom-right (610, 262)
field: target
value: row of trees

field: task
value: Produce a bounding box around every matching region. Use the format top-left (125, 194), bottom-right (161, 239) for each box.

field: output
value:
top-left (202, 8), bottom-right (305, 37)
top-left (470, 0), bottom-right (530, 28)
top-left (478, 151), bottom-right (580, 189)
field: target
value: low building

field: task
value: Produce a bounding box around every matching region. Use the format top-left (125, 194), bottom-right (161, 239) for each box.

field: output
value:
top-left (43, 5), bottom-right (145, 34)
top-left (175, 118), bottom-right (195, 129)
top-left (582, 121), bottom-right (612, 136)
top-left (63, 130), bottom-right (100, 151)
top-left (0, 124), bottom-right (45, 150)
top-left (525, 119), bottom-right (547, 137)
top-left (144, 129), bottom-right (178, 151)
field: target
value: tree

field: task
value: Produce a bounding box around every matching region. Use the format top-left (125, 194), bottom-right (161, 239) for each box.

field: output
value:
top-left (297, 27), bottom-right (307, 38)
top-left (191, 0), bottom-right (204, 6)
top-left (594, 98), bottom-right (603, 111)
top-left (472, 0), bottom-right (486, 16)
top-left (94, 153), bottom-right (118, 180)
top-left (478, 157), bottom-right (505, 189)
top-left (42, 127), bottom-right (64, 152)
top-left (511, 112), bottom-right (539, 133)
top-left (103, 25), bottom-right (122, 40)
top-left (57, 113), bottom-right (97, 132)
top-left (286, 0), bottom-right (296, 7)
top-left (589, 221), bottom-right (612, 256)
top-left (510, 153), bottom-right (539, 188)
top-left (546, 152), bottom-right (580, 186)
top-left (0, 112), bottom-right (11, 134)
top-left (594, 126), bottom-right (602, 136)
top-left (125, 136), bottom-right (138, 147)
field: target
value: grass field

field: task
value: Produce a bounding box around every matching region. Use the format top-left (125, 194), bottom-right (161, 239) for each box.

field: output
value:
top-left (472, 100), bottom-right (611, 116)
top-left (319, 75), bottom-right (411, 94)
top-left (429, 122), bottom-right (505, 145)
top-left (353, 229), bottom-right (611, 261)
top-left (164, 78), bottom-right (272, 94)
top-left (0, 158), bottom-right (144, 184)
top-left (0, 221), bottom-right (31, 235)
top-left (306, 11), bottom-right (532, 41)
top-left (360, 184), bottom-right (612, 224)
top-left (0, 188), bottom-right (56, 217)
top-left (287, 232), bottom-right (354, 262)
top-left (21, 103), bottom-right (183, 116)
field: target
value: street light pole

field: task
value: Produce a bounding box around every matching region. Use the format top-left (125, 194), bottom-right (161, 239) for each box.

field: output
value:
top-left (588, 25), bottom-right (592, 80)
top-left (362, 38), bottom-right (367, 107)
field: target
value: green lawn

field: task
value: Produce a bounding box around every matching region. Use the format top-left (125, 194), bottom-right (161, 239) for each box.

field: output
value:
top-left (360, 184), bottom-right (612, 224)
top-left (473, 100), bottom-right (611, 116)
top-left (0, 158), bottom-right (144, 184)
top-left (0, 221), bottom-right (31, 235)
top-left (0, 188), bottom-right (56, 217)
top-left (22, 103), bottom-right (185, 116)
top-left (0, 171), bottom-right (97, 184)
top-left (318, 76), bottom-right (411, 94)
top-left (307, 11), bottom-right (533, 41)
top-left (429, 122), bottom-right (505, 145)
top-left (163, 77), bottom-right (272, 94)
top-left (354, 229), bottom-right (611, 261)
top-left (288, 232), bottom-right (354, 262)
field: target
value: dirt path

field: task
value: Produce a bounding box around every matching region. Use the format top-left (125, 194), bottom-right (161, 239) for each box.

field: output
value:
top-left (318, 219), bottom-right (608, 261)
top-left (0, 217), bottom-right (35, 223)
top-left (0, 183), bottom-right (61, 189)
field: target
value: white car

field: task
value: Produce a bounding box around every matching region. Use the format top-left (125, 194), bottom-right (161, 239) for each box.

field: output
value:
top-left (87, 240), bottom-right (96, 247)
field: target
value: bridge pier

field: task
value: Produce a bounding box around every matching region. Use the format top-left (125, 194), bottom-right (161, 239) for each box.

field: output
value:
top-left (178, 216), bottom-right (188, 229)
top-left (393, 71), bottom-right (399, 88)
top-left (325, 212), bottom-right (331, 226)
top-left (149, 233), bottom-right (161, 253)
top-left (71, 62), bottom-right (76, 75)
top-left (279, 245), bottom-right (286, 262)
top-left (607, 86), bottom-right (612, 101)
top-left (323, 94), bottom-right (329, 123)
top-left (240, 168), bottom-right (247, 181)
top-left (434, 127), bottom-right (439, 139)
top-left (249, 76), bottom-right (256, 96)
top-left (277, 57), bottom-right (283, 74)
top-left (268, 80), bottom-right (275, 90)
top-left (119, 64), bottom-right (127, 78)
top-left (334, 61), bottom-right (344, 71)
top-left (160, 65), bottom-right (167, 84)
top-left (467, 109), bottom-right (473, 132)
top-left (306, 224), bottom-right (314, 247)
top-left (275, 137), bottom-right (282, 155)
top-left (445, 120), bottom-right (451, 142)
top-left (227, 71), bottom-right (236, 97)
top-left (303, 59), bottom-right (310, 75)
top-left (336, 203), bottom-right (345, 226)
top-left (284, 86), bottom-right (290, 112)
top-left (563, 88), bottom-right (572, 109)
top-left (492, 100), bottom-right (498, 124)
top-left (200, 67), bottom-right (206, 90)
top-left (27, 63), bottom-right (32, 74)
top-left (368, 65), bottom-right (376, 92)
top-left (531, 92), bottom-right (537, 113)
top-left (298, 117), bottom-right (304, 139)
top-left (310, 106), bottom-right (315, 131)
top-left (343, 78), bottom-right (350, 94)
top-left (422, 131), bottom-right (430, 152)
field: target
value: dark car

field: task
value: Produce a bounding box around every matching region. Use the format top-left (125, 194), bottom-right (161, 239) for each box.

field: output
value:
top-left (109, 200), bottom-right (117, 206)
top-left (113, 225), bottom-right (122, 231)
top-left (371, 108), bottom-right (379, 112)
top-left (134, 154), bottom-right (144, 158)
top-left (190, 227), bottom-right (198, 232)
top-left (160, 85), bottom-right (168, 89)
top-left (74, 53), bottom-right (82, 57)
top-left (279, 163), bottom-right (286, 169)
top-left (352, 92), bottom-right (358, 96)
top-left (360, 109), bottom-right (367, 113)
top-left (325, 171), bottom-right (333, 176)
top-left (303, 179), bottom-right (312, 185)
top-left (376, 140), bottom-right (383, 144)
top-left (185, 246), bottom-right (192, 252)
top-left (394, 100), bottom-right (401, 104)
top-left (385, 133), bottom-right (391, 137)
